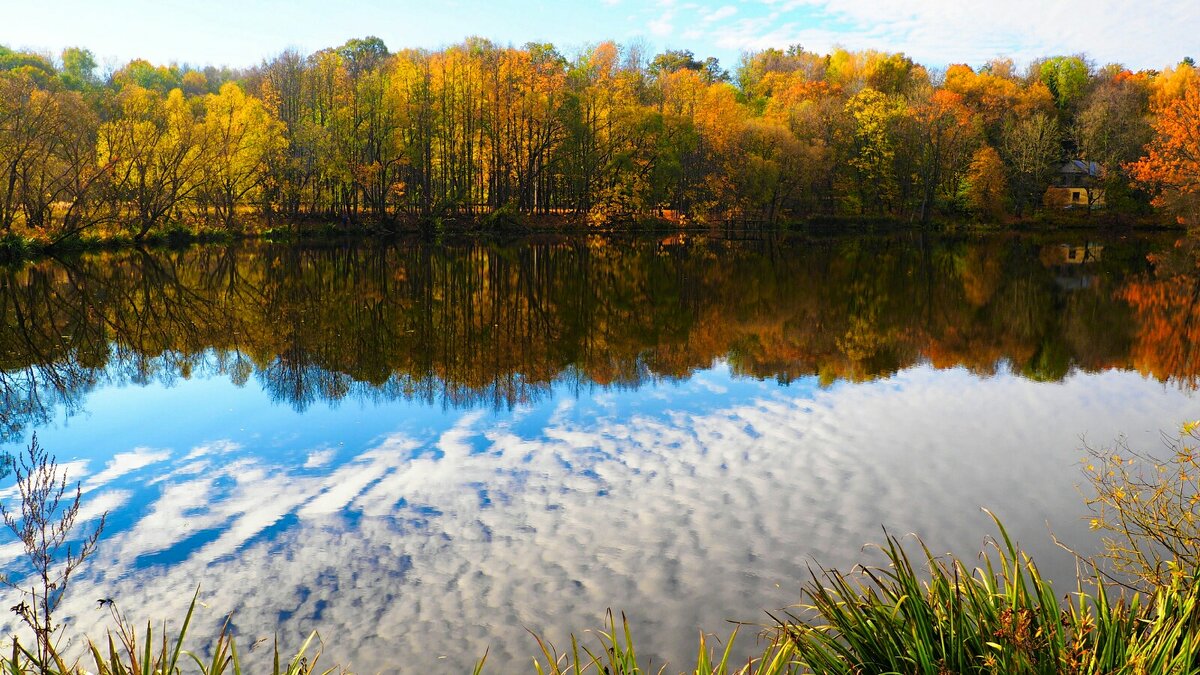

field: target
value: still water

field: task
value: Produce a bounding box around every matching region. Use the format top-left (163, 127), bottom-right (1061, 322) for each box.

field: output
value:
top-left (0, 232), bottom-right (1197, 672)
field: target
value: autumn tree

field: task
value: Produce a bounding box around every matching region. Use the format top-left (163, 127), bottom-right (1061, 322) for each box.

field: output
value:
top-left (257, 49), bottom-right (310, 222)
top-left (732, 118), bottom-right (824, 222)
top-left (201, 82), bottom-right (286, 227)
top-left (0, 72), bottom-right (55, 232)
top-left (1148, 62), bottom-right (1198, 110)
top-left (0, 46), bottom-right (55, 86)
top-left (963, 145), bottom-right (1008, 220)
top-left (2, 38), bottom-right (1198, 233)
top-left (842, 88), bottom-right (903, 213)
top-left (737, 46), bottom-right (827, 113)
top-left (1129, 77), bottom-right (1200, 224)
top-left (909, 88), bottom-right (978, 222)
top-left (98, 86), bottom-right (210, 238)
top-left (1075, 70), bottom-right (1152, 211)
top-left (16, 90), bottom-right (111, 240)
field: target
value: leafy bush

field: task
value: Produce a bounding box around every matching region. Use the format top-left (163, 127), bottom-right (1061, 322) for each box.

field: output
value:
top-left (1084, 422), bottom-right (1200, 589)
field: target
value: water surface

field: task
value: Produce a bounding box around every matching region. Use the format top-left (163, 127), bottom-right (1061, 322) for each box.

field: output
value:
top-left (0, 232), bottom-right (1196, 672)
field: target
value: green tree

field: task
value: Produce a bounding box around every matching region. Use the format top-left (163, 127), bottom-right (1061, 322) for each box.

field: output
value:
top-left (58, 47), bottom-right (97, 91)
top-left (111, 58), bottom-right (181, 93)
top-left (1037, 55), bottom-right (1091, 110)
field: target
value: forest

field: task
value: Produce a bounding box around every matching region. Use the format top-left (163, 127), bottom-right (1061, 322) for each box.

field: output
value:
top-left (2, 38), bottom-right (1200, 243)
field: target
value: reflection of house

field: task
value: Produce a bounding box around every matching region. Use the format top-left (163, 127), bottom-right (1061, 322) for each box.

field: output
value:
top-left (1044, 160), bottom-right (1105, 209)
top-left (1059, 244), bottom-right (1102, 264)
top-left (1039, 243), bottom-right (1103, 266)
top-left (1039, 242), bottom-right (1103, 290)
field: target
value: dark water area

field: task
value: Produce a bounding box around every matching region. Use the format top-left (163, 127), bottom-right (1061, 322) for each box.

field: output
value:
top-left (0, 231), bottom-right (1197, 672)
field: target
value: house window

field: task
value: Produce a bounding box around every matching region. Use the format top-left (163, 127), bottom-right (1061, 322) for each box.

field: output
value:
top-left (1073, 191), bottom-right (1081, 202)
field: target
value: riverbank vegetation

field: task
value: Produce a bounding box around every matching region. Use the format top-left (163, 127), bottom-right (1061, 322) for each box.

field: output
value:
top-left (2, 39), bottom-right (1200, 254)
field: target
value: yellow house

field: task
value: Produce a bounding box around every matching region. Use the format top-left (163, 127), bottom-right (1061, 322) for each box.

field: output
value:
top-left (1044, 160), bottom-right (1105, 210)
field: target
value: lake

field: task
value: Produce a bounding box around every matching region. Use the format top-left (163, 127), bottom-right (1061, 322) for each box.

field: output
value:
top-left (0, 231), bottom-right (1196, 672)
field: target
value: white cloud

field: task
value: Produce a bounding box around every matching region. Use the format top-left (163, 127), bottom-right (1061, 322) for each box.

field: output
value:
top-left (648, 9), bottom-right (676, 37)
top-left (703, 5), bottom-right (737, 23)
top-left (183, 439), bottom-right (240, 461)
top-left (77, 489), bottom-right (130, 525)
top-left (303, 448), bottom-right (335, 468)
top-left (709, 0), bottom-right (1200, 70)
top-left (0, 541), bottom-right (25, 567)
top-left (0, 458), bottom-right (89, 502)
top-left (83, 448), bottom-right (171, 491)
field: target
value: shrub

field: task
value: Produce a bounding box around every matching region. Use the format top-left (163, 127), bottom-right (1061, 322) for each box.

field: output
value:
top-left (1084, 422), bottom-right (1200, 590)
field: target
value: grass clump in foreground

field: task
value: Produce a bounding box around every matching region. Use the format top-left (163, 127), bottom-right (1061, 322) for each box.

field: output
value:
top-left (1, 588), bottom-right (352, 675)
top-left (780, 515), bottom-right (1199, 674)
top-left (3, 429), bottom-right (1200, 673)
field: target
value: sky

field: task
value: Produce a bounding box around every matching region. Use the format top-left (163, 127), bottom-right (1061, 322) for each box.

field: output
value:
top-left (1, 0), bottom-right (1198, 79)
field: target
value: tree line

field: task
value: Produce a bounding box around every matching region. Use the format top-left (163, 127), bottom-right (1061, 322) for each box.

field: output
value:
top-left (2, 39), bottom-right (1200, 240)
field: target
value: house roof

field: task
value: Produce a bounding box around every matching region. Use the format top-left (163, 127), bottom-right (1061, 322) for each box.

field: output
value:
top-left (1059, 160), bottom-right (1103, 176)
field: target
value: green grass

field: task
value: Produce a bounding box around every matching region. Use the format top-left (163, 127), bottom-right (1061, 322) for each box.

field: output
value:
top-left (2, 589), bottom-right (344, 675)
top-left (523, 610), bottom-right (803, 675)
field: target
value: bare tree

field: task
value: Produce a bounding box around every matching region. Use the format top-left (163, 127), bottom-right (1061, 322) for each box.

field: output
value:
top-left (1001, 112), bottom-right (1062, 216)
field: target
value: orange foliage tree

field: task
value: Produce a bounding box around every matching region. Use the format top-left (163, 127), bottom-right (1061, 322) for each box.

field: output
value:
top-left (1128, 79), bottom-right (1200, 224)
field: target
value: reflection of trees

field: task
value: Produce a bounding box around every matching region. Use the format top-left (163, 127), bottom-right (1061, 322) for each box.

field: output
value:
top-left (1120, 243), bottom-right (1200, 387)
top-left (0, 233), bottom-right (1194, 422)
top-left (0, 265), bottom-right (103, 441)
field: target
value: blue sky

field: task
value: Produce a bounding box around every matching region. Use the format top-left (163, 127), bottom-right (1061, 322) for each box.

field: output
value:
top-left (2, 0), bottom-right (1197, 75)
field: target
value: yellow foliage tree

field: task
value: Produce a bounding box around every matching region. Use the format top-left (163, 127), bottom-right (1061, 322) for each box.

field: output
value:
top-left (1085, 422), bottom-right (1200, 589)
top-left (97, 86), bottom-right (209, 238)
top-left (202, 83), bottom-right (286, 227)
top-left (964, 145), bottom-right (1008, 220)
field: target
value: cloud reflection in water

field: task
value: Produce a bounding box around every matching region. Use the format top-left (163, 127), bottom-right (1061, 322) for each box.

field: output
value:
top-left (1, 364), bottom-right (1195, 672)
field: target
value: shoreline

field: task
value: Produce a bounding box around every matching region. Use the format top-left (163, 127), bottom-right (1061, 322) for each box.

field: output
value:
top-left (0, 213), bottom-right (1185, 265)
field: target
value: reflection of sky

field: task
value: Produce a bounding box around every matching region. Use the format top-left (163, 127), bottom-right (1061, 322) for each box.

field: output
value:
top-left (0, 361), bottom-right (1195, 672)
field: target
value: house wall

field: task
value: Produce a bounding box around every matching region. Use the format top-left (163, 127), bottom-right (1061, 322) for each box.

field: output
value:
top-left (1044, 186), bottom-right (1106, 209)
